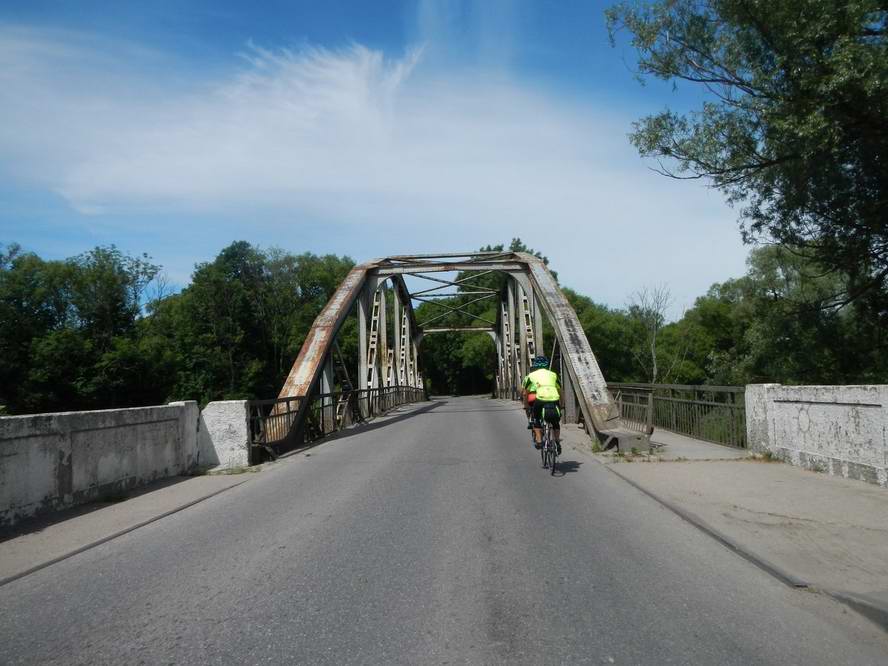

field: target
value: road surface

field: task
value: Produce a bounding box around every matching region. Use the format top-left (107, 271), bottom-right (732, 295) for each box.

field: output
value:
top-left (1, 396), bottom-right (886, 664)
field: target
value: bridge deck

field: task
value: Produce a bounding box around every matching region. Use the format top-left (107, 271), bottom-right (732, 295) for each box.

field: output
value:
top-left (1, 397), bottom-right (885, 663)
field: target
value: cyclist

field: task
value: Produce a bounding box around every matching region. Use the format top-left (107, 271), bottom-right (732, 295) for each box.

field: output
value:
top-left (522, 355), bottom-right (561, 454)
top-left (523, 386), bottom-right (536, 429)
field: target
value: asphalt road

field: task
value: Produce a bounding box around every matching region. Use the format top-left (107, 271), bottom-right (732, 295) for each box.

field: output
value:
top-left (2, 396), bottom-right (886, 664)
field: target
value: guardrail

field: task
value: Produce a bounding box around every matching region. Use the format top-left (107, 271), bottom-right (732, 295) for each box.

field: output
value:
top-left (248, 387), bottom-right (426, 462)
top-left (609, 387), bottom-right (654, 436)
top-left (607, 383), bottom-right (747, 449)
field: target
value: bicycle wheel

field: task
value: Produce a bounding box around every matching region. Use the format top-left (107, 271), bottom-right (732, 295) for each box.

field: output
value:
top-left (549, 446), bottom-right (557, 475)
top-left (541, 425), bottom-right (550, 468)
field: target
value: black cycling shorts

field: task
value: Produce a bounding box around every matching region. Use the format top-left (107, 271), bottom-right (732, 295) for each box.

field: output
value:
top-left (531, 400), bottom-right (561, 426)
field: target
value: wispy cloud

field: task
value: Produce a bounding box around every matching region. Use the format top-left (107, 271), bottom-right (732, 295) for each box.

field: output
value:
top-left (0, 25), bottom-right (748, 316)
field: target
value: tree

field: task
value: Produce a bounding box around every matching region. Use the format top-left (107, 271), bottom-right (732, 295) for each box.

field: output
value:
top-left (415, 239), bottom-right (553, 395)
top-left (607, 1), bottom-right (888, 304)
top-left (564, 289), bottom-right (638, 381)
top-left (149, 242), bottom-right (355, 405)
top-left (627, 285), bottom-right (673, 383)
top-left (0, 245), bottom-right (166, 413)
top-left (661, 244), bottom-right (888, 385)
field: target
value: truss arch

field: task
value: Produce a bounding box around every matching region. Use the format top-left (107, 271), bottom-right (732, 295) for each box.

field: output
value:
top-left (277, 251), bottom-right (647, 449)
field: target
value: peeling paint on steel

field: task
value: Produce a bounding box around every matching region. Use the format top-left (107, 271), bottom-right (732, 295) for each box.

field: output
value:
top-left (278, 264), bottom-right (373, 399)
top-left (520, 253), bottom-right (620, 434)
top-left (278, 252), bottom-right (630, 443)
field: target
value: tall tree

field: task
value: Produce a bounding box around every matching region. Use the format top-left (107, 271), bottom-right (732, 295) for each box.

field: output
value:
top-left (0, 244), bottom-right (164, 412)
top-left (607, 0), bottom-right (888, 304)
top-left (627, 285), bottom-right (673, 383)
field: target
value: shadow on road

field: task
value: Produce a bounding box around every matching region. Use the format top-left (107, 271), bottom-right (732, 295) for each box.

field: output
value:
top-left (554, 460), bottom-right (583, 476)
top-left (417, 408), bottom-right (522, 414)
top-left (0, 476), bottom-right (193, 542)
top-left (310, 399), bottom-right (444, 445)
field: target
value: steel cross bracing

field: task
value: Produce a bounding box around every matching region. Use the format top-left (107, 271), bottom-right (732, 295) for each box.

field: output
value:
top-left (277, 251), bottom-right (649, 450)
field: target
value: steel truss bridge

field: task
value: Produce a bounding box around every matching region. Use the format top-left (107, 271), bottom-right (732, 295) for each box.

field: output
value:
top-left (251, 251), bottom-right (647, 459)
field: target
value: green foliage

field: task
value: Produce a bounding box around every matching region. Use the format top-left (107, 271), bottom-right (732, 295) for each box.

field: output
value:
top-left (607, 0), bottom-right (888, 303)
top-left (659, 246), bottom-right (888, 384)
top-left (563, 289), bottom-right (638, 381)
top-left (5, 235), bottom-right (884, 415)
top-left (148, 242), bottom-right (355, 405)
top-left (0, 243), bottom-right (163, 412)
top-left (0, 241), bottom-right (354, 414)
top-left (417, 238), bottom-right (550, 395)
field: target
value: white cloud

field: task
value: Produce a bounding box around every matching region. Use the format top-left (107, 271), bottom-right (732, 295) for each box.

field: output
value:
top-left (0, 26), bottom-right (748, 317)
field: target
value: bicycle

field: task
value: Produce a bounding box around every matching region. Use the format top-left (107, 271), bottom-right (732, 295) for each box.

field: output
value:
top-left (540, 419), bottom-right (557, 475)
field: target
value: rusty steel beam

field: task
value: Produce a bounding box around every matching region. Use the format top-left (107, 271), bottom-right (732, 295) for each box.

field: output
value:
top-left (517, 252), bottom-right (624, 436)
top-left (278, 261), bottom-right (418, 399)
top-left (278, 262), bottom-right (371, 399)
top-left (421, 326), bottom-right (495, 334)
top-left (377, 262), bottom-right (523, 275)
top-left (277, 250), bottom-right (646, 450)
top-left (385, 251), bottom-right (508, 261)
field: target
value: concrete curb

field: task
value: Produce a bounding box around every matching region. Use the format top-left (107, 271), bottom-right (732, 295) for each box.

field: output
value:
top-left (0, 479), bottom-right (248, 588)
top-left (824, 590), bottom-right (888, 633)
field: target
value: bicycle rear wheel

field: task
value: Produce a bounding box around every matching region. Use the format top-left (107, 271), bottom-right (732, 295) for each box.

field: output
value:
top-left (541, 425), bottom-right (550, 468)
top-left (549, 447), bottom-right (557, 475)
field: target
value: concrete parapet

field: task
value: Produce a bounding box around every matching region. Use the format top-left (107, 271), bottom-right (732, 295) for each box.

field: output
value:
top-left (0, 399), bottom-right (255, 527)
top-left (0, 403), bottom-right (199, 527)
top-left (197, 401), bottom-right (251, 470)
top-left (746, 384), bottom-right (888, 487)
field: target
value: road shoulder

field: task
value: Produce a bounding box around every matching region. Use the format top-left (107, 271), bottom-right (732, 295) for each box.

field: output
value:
top-left (0, 473), bottom-right (253, 586)
top-left (560, 424), bottom-right (888, 630)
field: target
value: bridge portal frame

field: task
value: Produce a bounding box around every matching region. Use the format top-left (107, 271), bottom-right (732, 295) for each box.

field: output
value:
top-left (277, 251), bottom-right (647, 449)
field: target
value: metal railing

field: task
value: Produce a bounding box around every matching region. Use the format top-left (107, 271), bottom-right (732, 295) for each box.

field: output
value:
top-left (609, 388), bottom-right (654, 435)
top-left (607, 383), bottom-right (747, 448)
top-left (248, 387), bottom-right (426, 462)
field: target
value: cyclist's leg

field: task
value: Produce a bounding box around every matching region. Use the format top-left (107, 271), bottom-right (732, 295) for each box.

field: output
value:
top-left (546, 404), bottom-right (562, 454)
top-left (531, 400), bottom-right (544, 447)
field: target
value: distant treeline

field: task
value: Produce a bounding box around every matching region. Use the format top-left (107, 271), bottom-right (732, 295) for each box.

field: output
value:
top-left (403, 239), bottom-right (888, 395)
top-left (1, 239), bottom-right (885, 414)
top-left (0, 241), bottom-right (354, 414)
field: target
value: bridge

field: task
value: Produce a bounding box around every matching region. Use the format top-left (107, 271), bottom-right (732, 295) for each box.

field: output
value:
top-left (2, 253), bottom-right (887, 662)
top-left (251, 250), bottom-right (648, 460)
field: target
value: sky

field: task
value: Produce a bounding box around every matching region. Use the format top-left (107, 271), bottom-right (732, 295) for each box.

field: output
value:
top-left (0, 0), bottom-right (750, 319)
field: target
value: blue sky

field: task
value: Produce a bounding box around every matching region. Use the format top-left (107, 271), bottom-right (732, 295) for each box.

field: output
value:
top-left (0, 0), bottom-right (748, 317)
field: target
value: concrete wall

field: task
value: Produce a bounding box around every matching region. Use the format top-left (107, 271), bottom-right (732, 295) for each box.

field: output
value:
top-left (197, 400), bottom-right (250, 470)
top-left (0, 399), bottom-right (252, 527)
top-left (0, 402), bottom-right (199, 527)
top-left (746, 384), bottom-right (888, 487)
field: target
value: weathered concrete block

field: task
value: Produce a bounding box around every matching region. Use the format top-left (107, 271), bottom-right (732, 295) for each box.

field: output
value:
top-left (746, 384), bottom-right (888, 487)
top-left (197, 401), bottom-right (250, 470)
top-left (170, 400), bottom-right (200, 470)
top-left (0, 404), bottom-right (199, 527)
top-left (744, 383), bottom-right (779, 454)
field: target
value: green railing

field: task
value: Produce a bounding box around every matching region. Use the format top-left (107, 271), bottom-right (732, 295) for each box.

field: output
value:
top-left (607, 383), bottom-right (747, 448)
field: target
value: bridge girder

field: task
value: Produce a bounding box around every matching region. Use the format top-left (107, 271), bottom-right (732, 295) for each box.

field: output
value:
top-left (278, 251), bottom-right (646, 447)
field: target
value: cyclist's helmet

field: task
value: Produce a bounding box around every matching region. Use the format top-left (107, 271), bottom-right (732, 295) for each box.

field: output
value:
top-left (531, 355), bottom-right (549, 369)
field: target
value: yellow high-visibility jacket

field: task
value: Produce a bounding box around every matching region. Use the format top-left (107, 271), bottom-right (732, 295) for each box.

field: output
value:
top-left (523, 368), bottom-right (560, 402)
